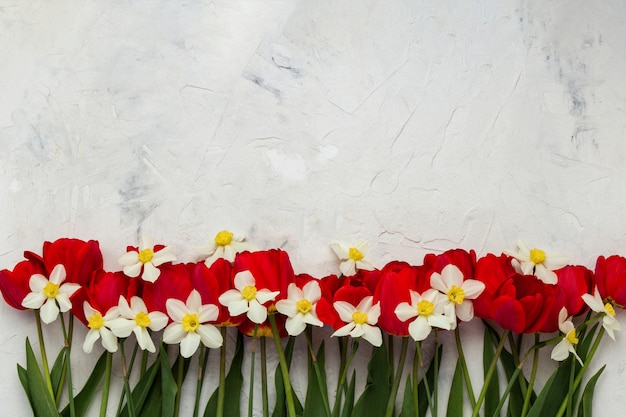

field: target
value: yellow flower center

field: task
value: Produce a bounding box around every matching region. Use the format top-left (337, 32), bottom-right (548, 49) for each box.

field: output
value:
top-left (138, 248), bottom-right (154, 264)
top-left (43, 282), bottom-right (59, 298)
top-left (529, 248), bottom-right (546, 265)
top-left (417, 300), bottom-right (435, 317)
top-left (182, 313), bottom-right (200, 332)
top-left (447, 285), bottom-right (465, 305)
top-left (566, 328), bottom-right (579, 345)
top-left (349, 247), bottom-right (364, 261)
top-left (605, 303), bottom-right (616, 317)
top-left (241, 285), bottom-right (257, 301)
top-left (135, 312), bottom-right (151, 328)
top-left (296, 299), bottom-right (313, 314)
top-left (352, 311), bottom-right (368, 324)
top-left (215, 230), bottom-right (234, 246)
top-left (88, 312), bottom-right (104, 329)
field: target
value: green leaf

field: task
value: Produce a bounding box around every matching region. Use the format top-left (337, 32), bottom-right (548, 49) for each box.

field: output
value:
top-left (50, 347), bottom-right (66, 398)
top-left (446, 358), bottom-right (464, 417)
top-left (17, 363), bottom-right (36, 411)
top-left (400, 376), bottom-right (415, 417)
top-left (525, 357), bottom-right (573, 417)
top-left (483, 327), bottom-right (500, 417)
top-left (351, 344), bottom-right (392, 417)
top-left (60, 350), bottom-right (107, 417)
top-left (304, 341), bottom-right (329, 417)
top-left (272, 336), bottom-right (303, 417)
top-left (159, 348), bottom-right (178, 417)
top-left (340, 372), bottom-right (356, 417)
top-left (205, 331), bottom-right (245, 417)
top-left (25, 337), bottom-right (61, 417)
top-left (577, 365), bottom-right (605, 417)
top-left (119, 354), bottom-right (160, 417)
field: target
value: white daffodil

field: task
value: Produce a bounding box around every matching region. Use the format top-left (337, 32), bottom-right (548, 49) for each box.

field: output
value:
top-left (430, 264), bottom-right (485, 329)
top-left (329, 239), bottom-right (375, 276)
top-left (503, 240), bottom-right (568, 284)
top-left (118, 236), bottom-right (176, 283)
top-left (331, 296), bottom-right (382, 347)
top-left (582, 286), bottom-right (621, 340)
top-left (551, 307), bottom-right (583, 365)
top-left (275, 281), bottom-right (324, 336)
top-left (394, 289), bottom-right (452, 342)
top-left (163, 290), bottom-right (223, 358)
top-left (196, 230), bottom-right (257, 267)
top-left (21, 264), bottom-right (81, 324)
top-left (108, 296), bottom-right (169, 353)
top-left (218, 270), bottom-right (280, 324)
top-left (82, 302), bottom-right (120, 354)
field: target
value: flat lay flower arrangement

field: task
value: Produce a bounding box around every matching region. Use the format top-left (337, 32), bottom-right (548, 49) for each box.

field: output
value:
top-left (0, 233), bottom-right (623, 417)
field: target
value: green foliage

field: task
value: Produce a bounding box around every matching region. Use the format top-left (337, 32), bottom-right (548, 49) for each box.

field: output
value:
top-left (60, 350), bottom-right (107, 417)
top-left (446, 359), bottom-right (464, 417)
top-left (205, 332), bottom-right (245, 417)
top-left (351, 343), bottom-right (391, 417)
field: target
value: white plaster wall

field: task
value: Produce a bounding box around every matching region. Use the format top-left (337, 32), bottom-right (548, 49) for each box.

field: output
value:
top-left (1, 0), bottom-right (625, 415)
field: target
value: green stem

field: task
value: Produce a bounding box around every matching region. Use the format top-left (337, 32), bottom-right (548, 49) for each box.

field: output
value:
top-left (268, 314), bottom-right (297, 417)
top-left (34, 310), bottom-right (55, 399)
top-left (193, 345), bottom-right (208, 417)
top-left (412, 346), bottom-right (419, 417)
top-left (60, 314), bottom-right (75, 417)
top-left (566, 354), bottom-right (575, 417)
top-left (520, 333), bottom-right (540, 417)
top-left (174, 353), bottom-right (185, 417)
top-left (455, 326), bottom-right (477, 408)
top-left (416, 341), bottom-right (435, 417)
top-left (99, 351), bottom-right (113, 417)
top-left (471, 329), bottom-right (510, 417)
top-left (119, 340), bottom-right (136, 417)
top-left (261, 337), bottom-right (269, 417)
top-left (140, 349), bottom-right (149, 377)
top-left (305, 328), bottom-right (332, 417)
top-left (216, 327), bottom-right (227, 417)
top-left (248, 325), bottom-right (258, 417)
top-left (115, 342), bottom-right (140, 417)
top-left (388, 333), bottom-right (395, 382)
top-left (433, 329), bottom-right (440, 417)
top-left (384, 336), bottom-right (408, 417)
top-left (332, 338), bottom-right (359, 417)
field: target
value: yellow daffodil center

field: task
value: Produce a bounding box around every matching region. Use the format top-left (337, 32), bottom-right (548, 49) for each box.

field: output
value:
top-left (296, 299), bottom-right (313, 314)
top-left (88, 312), bottom-right (104, 329)
top-left (43, 282), bottom-right (59, 298)
top-left (447, 285), bottom-right (465, 305)
top-left (182, 313), bottom-right (200, 332)
top-left (529, 248), bottom-right (546, 265)
top-left (605, 303), bottom-right (616, 317)
top-left (138, 248), bottom-right (154, 264)
top-left (352, 311), bottom-right (368, 324)
top-left (348, 247), bottom-right (364, 261)
top-left (215, 230), bottom-right (234, 246)
top-left (566, 329), bottom-right (579, 345)
top-left (241, 285), bottom-right (257, 301)
top-left (135, 312), bottom-right (151, 328)
top-left (417, 300), bottom-right (435, 317)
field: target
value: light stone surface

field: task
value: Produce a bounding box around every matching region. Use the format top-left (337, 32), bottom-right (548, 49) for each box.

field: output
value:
top-left (1, 1), bottom-right (626, 415)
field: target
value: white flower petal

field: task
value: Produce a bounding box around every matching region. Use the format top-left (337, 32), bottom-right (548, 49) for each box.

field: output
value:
top-left (134, 327), bottom-right (156, 352)
top-left (427, 313), bottom-right (453, 331)
top-left (166, 299), bottom-right (189, 322)
top-left (332, 322), bottom-right (356, 337)
top-left (543, 253), bottom-right (569, 271)
top-left (334, 301), bottom-right (356, 323)
top-left (186, 290), bottom-right (202, 312)
top-left (275, 299), bottom-right (297, 318)
top-left (456, 301), bottom-right (474, 322)
top-left (163, 323), bottom-right (186, 344)
top-left (100, 327), bottom-right (118, 353)
top-left (29, 274), bottom-right (49, 292)
top-left (234, 271), bottom-right (255, 291)
top-left (198, 304), bottom-right (219, 323)
top-left (285, 314), bottom-right (306, 336)
top-left (227, 299), bottom-right (250, 317)
top-left (408, 316), bottom-right (431, 342)
top-left (441, 264), bottom-right (463, 288)
top-left (356, 296), bottom-right (374, 314)
top-left (329, 242), bottom-right (349, 259)
top-left (180, 332), bottom-right (201, 358)
top-left (287, 283), bottom-right (304, 301)
top-left (141, 262), bottom-right (161, 283)
top-left (197, 324), bottom-right (223, 349)
top-left (108, 317), bottom-right (136, 338)
top-left (461, 280), bottom-right (485, 299)
top-left (218, 289), bottom-right (245, 307)
top-left (118, 251), bottom-right (140, 267)
top-left (255, 289), bottom-right (280, 304)
top-left (21, 292), bottom-right (46, 310)
top-left (302, 281), bottom-right (322, 303)
top-left (40, 299), bottom-right (60, 324)
top-left (551, 339), bottom-right (570, 362)
top-left (360, 324), bottom-right (382, 347)
top-left (151, 248), bottom-right (177, 266)
top-left (534, 265), bottom-right (557, 285)
top-left (395, 302), bottom-right (417, 322)
top-left (48, 265), bottom-right (67, 285)
top-left (339, 260), bottom-right (357, 277)
top-left (148, 312), bottom-right (169, 331)
top-left (247, 299), bottom-right (268, 324)
top-left (122, 262), bottom-right (142, 278)
top-left (83, 329), bottom-right (101, 354)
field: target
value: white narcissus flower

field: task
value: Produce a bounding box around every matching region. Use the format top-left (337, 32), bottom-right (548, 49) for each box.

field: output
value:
top-left (275, 281), bottom-right (324, 336)
top-left (163, 290), bottom-right (223, 358)
top-left (196, 230), bottom-right (257, 267)
top-left (330, 239), bottom-right (375, 276)
top-left (551, 307), bottom-right (583, 365)
top-left (582, 286), bottom-right (621, 340)
top-left (430, 264), bottom-right (485, 329)
top-left (503, 240), bottom-right (568, 284)
top-left (118, 236), bottom-right (176, 283)
top-left (82, 302), bottom-right (120, 354)
top-left (108, 296), bottom-right (169, 353)
top-left (21, 264), bottom-right (81, 324)
top-left (218, 270), bottom-right (280, 324)
top-left (332, 296), bottom-right (382, 347)
top-left (394, 289), bottom-right (452, 342)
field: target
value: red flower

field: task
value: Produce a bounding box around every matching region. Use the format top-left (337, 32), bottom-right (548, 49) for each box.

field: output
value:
top-left (142, 263), bottom-right (194, 314)
top-left (0, 257), bottom-right (45, 310)
top-left (540, 265), bottom-right (592, 332)
top-left (42, 238), bottom-right (103, 285)
top-left (191, 259), bottom-right (244, 327)
top-left (473, 254), bottom-right (517, 320)
top-left (424, 249), bottom-right (476, 279)
top-left (595, 255), bottom-right (626, 307)
top-left (73, 270), bottom-right (138, 325)
top-left (374, 261), bottom-right (430, 336)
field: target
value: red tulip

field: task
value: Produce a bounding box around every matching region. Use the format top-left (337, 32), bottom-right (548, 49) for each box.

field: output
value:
top-left (473, 254), bottom-right (517, 320)
top-left (540, 265), bottom-right (592, 332)
top-left (42, 238), bottom-right (103, 285)
top-left (73, 270), bottom-right (138, 325)
top-left (142, 263), bottom-right (194, 314)
top-left (0, 258), bottom-right (45, 310)
top-left (191, 259), bottom-right (244, 327)
top-left (595, 255), bottom-right (626, 307)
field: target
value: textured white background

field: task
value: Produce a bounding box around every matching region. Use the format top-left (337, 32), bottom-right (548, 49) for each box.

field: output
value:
top-left (2, 1), bottom-right (626, 415)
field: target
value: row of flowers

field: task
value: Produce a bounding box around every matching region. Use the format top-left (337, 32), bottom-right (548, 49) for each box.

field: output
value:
top-left (1, 232), bottom-right (624, 417)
